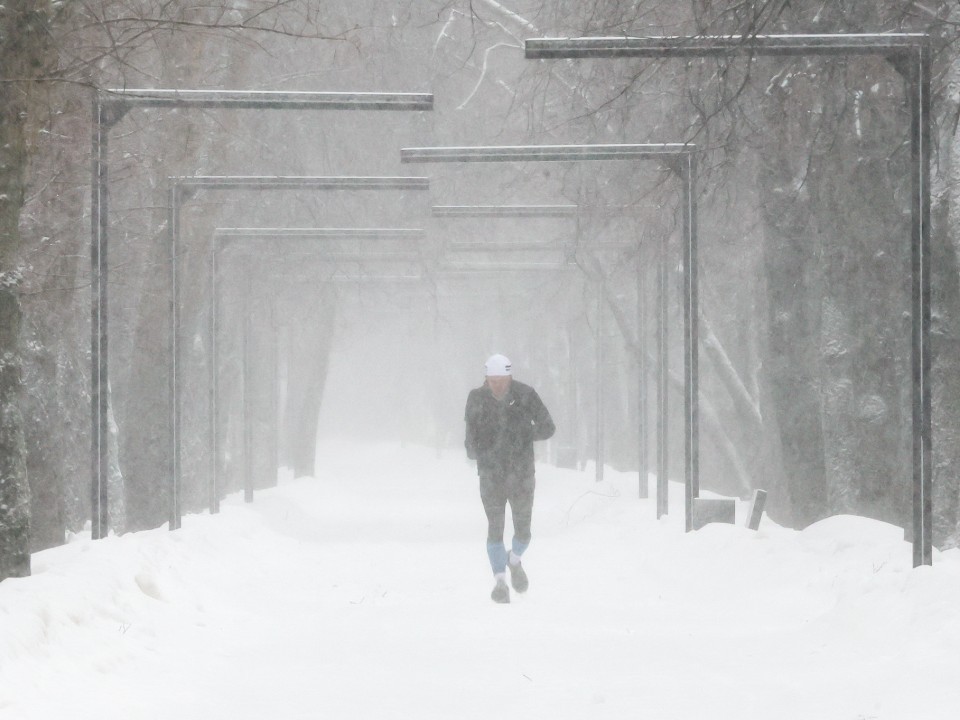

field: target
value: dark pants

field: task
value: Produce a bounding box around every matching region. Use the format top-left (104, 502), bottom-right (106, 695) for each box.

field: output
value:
top-left (480, 472), bottom-right (535, 574)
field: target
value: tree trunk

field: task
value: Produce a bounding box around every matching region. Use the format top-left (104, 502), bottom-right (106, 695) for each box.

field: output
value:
top-left (0, 284), bottom-right (29, 580)
top-left (279, 284), bottom-right (337, 479)
top-left (19, 91), bottom-right (92, 550)
top-left (756, 111), bottom-right (830, 527)
top-left (0, 1), bottom-right (56, 580)
top-left (931, 26), bottom-right (960, 549)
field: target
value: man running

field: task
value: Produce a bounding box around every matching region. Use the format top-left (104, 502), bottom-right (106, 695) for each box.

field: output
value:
top-left (464, 354), bottom-right (555, 603)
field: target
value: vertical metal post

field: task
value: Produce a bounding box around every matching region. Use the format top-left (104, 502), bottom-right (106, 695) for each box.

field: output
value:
top-left (682, 154), bottom-right (700, 533)
top-left (269, 297), bottom-right (280, 486)
top-left (596, 276), bottom-right (605, 482)
top-left (910, 45), bottom-right (933, 567)
top-left (242, 264), bottom-right (253, 503)
top-left (277, 320), bottom-right (288, 473)
top-left (656, 229), bottom-right (669, 518)
top-left (432, 297), bottom-right (444, 458)
top-left (638, 245), bottom-right (648, 498)
top-left (90, 94), bottom-right (110, 539)
top-left (567, 318), bottom-right (579, 470)
top-left (209, 240), bottom-right (220, 514)
top-left (570, 216), bottom-right (581, 472)
top-left (169, 184), bottom-right (182, 530)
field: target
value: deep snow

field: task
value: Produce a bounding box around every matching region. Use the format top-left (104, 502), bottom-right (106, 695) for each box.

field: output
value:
top-left (2, 439), bottom-right (959, 720)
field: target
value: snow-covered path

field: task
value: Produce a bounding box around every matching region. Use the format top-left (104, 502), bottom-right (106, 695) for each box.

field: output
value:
top-left (2, 441), bottom-right (959, 720)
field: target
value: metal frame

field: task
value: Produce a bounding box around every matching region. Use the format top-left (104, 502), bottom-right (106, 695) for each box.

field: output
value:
top-left (210, 227), bottom-right (427, 510)
top-left (433, 205), bottom-right (651, 491)
top-left (168, 175), bottom-right (429, 528)
top-left (431, 204), bottom-right (588, 477)
top-left (526, 33), bottom-right (932, 565)
top-left (202, 208), bottom-right (579, 517)
top-left (90, 88), bottom-right (432, 538)
top-left (433, 203), bottom-right (578, 264)
top-left (432, 204), bottom-right (578, 217)
top-left (402, 144), bottom-right (698, 524)
top-left (434, 263), bottom-right (572, 274)
top-left (431, 202), bottom-right (627, 484)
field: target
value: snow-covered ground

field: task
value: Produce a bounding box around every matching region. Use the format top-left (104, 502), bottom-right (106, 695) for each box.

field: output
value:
top-left (2, 439), bottom-right (959, 720)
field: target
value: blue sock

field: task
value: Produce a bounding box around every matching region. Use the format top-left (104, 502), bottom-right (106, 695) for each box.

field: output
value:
top-left (486, 542), bottom-right (508, 574)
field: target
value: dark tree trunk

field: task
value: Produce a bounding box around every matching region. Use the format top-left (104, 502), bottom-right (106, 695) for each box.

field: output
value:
top-left (0, 1), bottom-right (56, 580)
top-left (757, 143), bottom-right (829, 527)
top-left (281, 284), bottom-right (337, 479)
top-left (930, 41), bottom-right (960, 548)
top-left (754, 48), bottom-right (917, 530)
top-left (814, 132), bottom-right (912, 528)
top-left (0, 284), bottom-right (29, 580)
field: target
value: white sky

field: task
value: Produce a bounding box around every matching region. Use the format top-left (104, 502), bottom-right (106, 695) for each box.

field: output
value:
top-left (2, 438), bottom-right (959, 720)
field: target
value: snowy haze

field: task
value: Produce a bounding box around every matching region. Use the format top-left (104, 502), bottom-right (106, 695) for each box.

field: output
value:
top-left (2, 438), bottom-right (959, 720)
top-left (314, 270), bottom-right (571, 448)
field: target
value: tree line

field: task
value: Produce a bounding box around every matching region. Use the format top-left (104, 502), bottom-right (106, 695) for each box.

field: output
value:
top-left (2, 1), bottom-right (960, 581)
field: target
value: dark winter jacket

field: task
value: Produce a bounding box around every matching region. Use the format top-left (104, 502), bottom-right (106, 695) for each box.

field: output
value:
top-left (464, 380), bottom-right (555, 478)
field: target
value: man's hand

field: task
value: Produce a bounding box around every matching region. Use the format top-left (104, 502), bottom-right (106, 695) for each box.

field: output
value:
top-left (519, 419), bottom-right (535, 444)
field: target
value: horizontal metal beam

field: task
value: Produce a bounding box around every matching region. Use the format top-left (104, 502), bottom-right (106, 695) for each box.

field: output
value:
top-left (224, 251), bottom-right (422, 262)
top-left (446, 240), bottom-right (632, 250)
top-left (274, 275), bottom-right (425, 284)
top-left (103, 89), bottom-right (433, 111)
top-left (433, 204), bottom-right (578, 217)
top-left (525, 33), bottom-right (929, 59)
top-left (327, 274), bottom-right (424, 283)
top-left (583, 241), bottom-right (636, 249)
top-left (446, 241), bottom-right (562, 251)
top-left (173, 176), bottom-right (430, 191)
top-left (438, 262), bottom-right (572, 273)
top-left (402, 143), bottom-right (691, 163)
top-left (213, 227), bottom-right (425, 240)
top-left (433, 204), bottom-right (660, 216)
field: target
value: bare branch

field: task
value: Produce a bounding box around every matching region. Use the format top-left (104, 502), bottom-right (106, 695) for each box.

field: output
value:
top-left (456, 41), bottom-right (523, 110)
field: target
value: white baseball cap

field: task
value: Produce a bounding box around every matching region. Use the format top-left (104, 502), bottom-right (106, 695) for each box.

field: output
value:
top-left (484, 354), bottom-right (512, 377)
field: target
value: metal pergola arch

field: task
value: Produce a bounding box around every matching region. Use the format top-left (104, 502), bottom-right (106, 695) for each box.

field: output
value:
top-left (432, 204), bottom-right (636, 259)
top-left (401, 143), bottom-right (722, 531)
top-left (90, 88), bottom-right (433, 538)
top-left (168, 175), bottom-right (430, 528)
top-left (204, 206), bottom-right (591, 516)
top-left (525, 32), bottom-right (933, 565)
top-left (428, 202), bottom-right (638, 486)
top-left (210, 227), bottom-right (429, 511)
top-left (429, 203), bottom-right (595, 476)
top-left (211, 226), bottom-right (576, 507)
